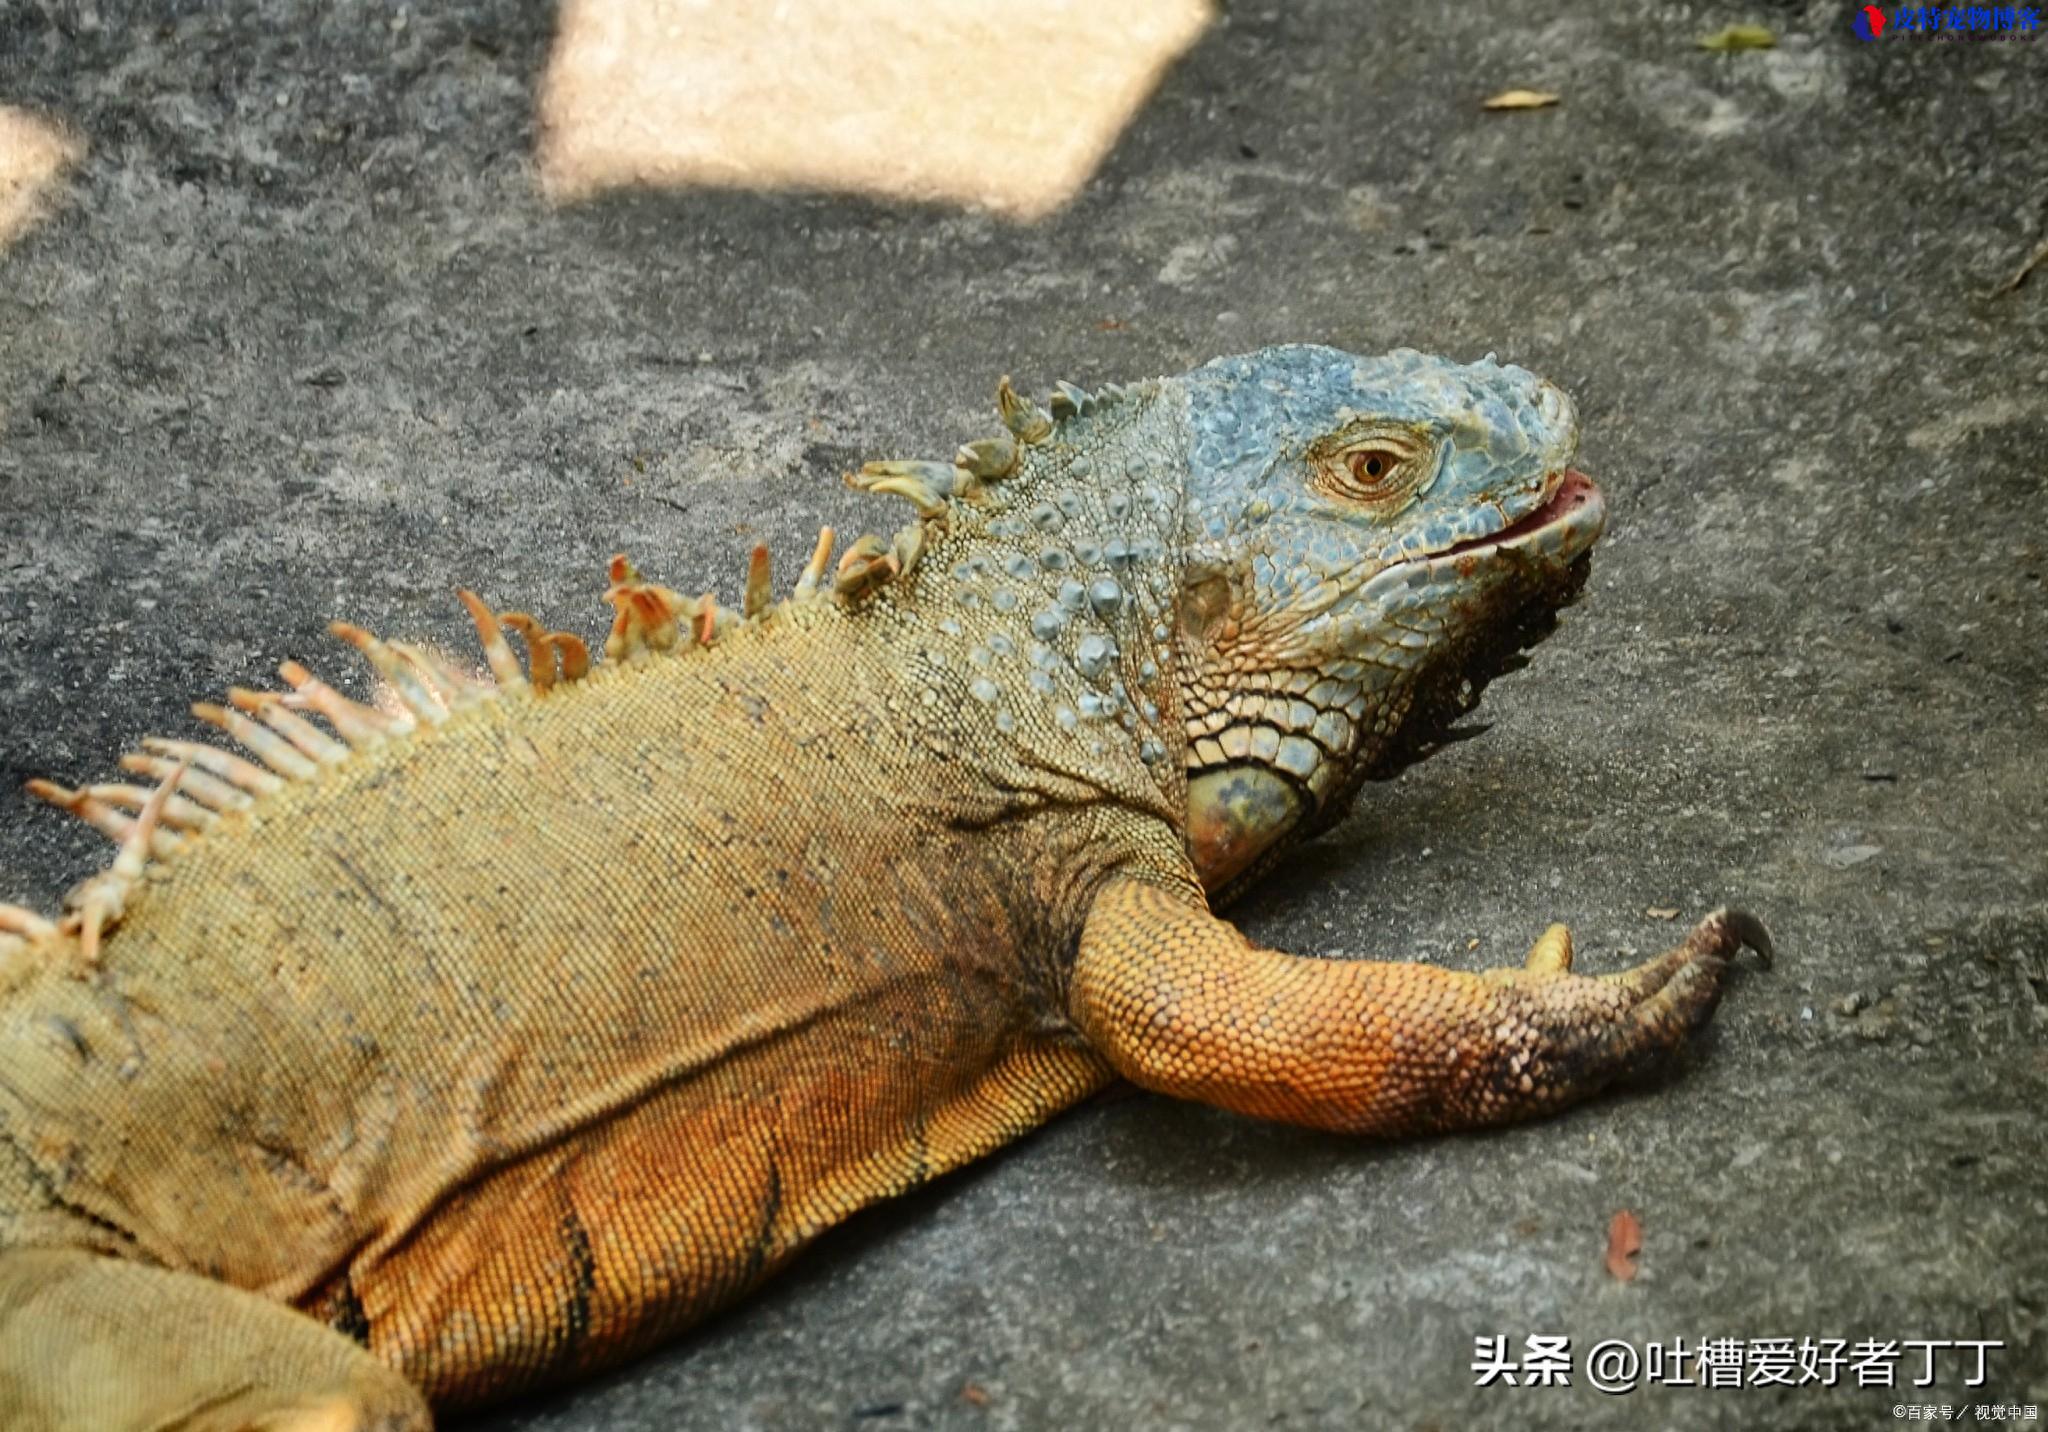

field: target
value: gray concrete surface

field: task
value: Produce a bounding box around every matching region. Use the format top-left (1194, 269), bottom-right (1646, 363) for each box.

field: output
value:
top-left (3, 1), bottom-right (2045, 1427)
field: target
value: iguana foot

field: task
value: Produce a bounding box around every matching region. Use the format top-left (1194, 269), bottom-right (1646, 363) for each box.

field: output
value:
top-left (1475, 908), bottom-right (1774, 1115)
top-left (0, 1249), bottom-right (433, 1432)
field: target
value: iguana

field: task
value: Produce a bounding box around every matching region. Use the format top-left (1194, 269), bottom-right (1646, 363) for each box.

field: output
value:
top-left (0, 345), bottom-right (1768, 1430)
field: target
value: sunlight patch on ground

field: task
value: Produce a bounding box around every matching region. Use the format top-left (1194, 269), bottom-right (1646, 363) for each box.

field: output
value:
top-left (537, 0), bottom-right (1212, 221)
top-left (0, 107), bottom-right (84, 250)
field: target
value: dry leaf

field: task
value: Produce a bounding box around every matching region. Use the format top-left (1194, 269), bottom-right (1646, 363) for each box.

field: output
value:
top-left (1482, 89), bottom-right (1560, 111)
top-left (1605, 1209), bottom-right (1643, 1282)
top-left (1696, 24), bottom-right (1776, 51)
top-left (1646, 907), bottom-right (1680, 920)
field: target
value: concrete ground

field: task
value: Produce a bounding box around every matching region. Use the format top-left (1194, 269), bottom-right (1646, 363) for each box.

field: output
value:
top-left (3, 1), bottom-right (2044, 1427)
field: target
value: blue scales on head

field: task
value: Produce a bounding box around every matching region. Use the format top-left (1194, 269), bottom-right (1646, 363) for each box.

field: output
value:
top-left (840, 344), bottom-right (1605, 899)
top-left (1167, 345), bottom-right (1601, 896)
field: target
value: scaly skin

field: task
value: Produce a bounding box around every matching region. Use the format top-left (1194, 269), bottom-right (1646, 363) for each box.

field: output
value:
top-left (0, 346), bottom-right (1767, 1430)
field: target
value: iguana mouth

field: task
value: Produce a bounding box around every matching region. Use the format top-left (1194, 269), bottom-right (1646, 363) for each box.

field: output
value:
top-left (1355, 473), bottom-right (1603, 796)
top-left (1439, 468), bottom-right (1604, 559)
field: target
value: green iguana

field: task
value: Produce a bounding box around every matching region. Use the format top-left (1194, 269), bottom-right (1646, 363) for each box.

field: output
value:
top-left (0, 345), bottom-right (1768, 1430)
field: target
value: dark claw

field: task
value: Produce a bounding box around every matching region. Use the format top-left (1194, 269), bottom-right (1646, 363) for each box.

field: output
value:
top-left (1707, 906), bottom-right (1774, 967)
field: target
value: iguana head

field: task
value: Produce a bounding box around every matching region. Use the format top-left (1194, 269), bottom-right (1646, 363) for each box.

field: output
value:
top-left (1173, 344), bottom-right (1604, 899)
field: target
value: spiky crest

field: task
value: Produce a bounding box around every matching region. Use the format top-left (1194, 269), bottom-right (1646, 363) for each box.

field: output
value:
top-left (0, 371), bottom-right (1144, 969)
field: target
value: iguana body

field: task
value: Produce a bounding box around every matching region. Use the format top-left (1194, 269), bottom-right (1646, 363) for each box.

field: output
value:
top-left (0, 346), bottom-right (1766, 1430)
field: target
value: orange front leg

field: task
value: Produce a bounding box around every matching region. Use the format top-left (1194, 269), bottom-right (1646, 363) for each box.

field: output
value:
top-left (1069, 879), bottom-right (1770, 1136)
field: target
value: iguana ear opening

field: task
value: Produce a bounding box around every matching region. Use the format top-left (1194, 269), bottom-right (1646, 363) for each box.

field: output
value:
top-left (1178, 564), bottom-right (1233, 645)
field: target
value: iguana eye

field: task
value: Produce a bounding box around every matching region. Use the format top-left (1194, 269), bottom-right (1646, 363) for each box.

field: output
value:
top-left (1311, 430), bottom-right (1433, 514)
top-left (1347, 449), bottom-right (1398, 486)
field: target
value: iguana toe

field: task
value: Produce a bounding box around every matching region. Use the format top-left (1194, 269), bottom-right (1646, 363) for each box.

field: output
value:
top-left (1523, 922), bottom-right (1575, 973)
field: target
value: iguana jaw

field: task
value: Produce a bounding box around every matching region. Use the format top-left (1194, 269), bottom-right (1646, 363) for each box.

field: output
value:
top-left (1187, 467), bottom-right (1605, 900)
